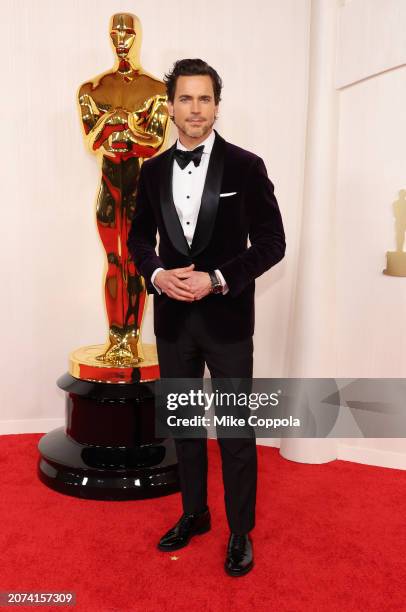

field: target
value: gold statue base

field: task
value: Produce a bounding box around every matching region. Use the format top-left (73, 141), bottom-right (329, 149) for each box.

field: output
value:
top-left (69, 343), bottom-right (160, 383)
top-left (383, 251), bottom-right (406, 277)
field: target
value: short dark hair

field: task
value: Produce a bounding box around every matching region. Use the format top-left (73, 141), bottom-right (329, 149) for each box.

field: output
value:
top-left (164, 59), bottom-right (223, 105)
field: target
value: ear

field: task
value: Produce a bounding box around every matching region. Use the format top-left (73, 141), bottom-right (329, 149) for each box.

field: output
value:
top-left (167, 100), bottom-right (174, 118)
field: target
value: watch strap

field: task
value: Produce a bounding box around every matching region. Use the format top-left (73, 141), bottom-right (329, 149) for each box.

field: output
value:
top-left (209, 270), bottom-right (223, 293)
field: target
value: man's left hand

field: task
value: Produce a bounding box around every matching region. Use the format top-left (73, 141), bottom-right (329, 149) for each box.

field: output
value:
top-left (184, 272), bottom-right (212, 300)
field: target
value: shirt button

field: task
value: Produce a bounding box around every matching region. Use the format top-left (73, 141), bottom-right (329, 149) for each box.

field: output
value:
top-left (186, 222), bottom-right (190, 225)
top-left (188, 171), bottom-right (192, 174)
top-left (186, 195), bottom-right (190, 199)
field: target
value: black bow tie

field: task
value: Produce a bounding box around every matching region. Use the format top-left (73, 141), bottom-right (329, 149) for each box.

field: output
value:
top-left (174, 145), bottom-right (205, 170)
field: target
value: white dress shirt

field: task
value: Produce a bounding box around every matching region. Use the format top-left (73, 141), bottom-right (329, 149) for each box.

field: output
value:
top-left (151, 130), bottom-right (228, 294)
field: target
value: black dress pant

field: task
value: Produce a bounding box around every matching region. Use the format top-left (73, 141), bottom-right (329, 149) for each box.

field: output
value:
top-left (156, 304), bottom-right (257, 535)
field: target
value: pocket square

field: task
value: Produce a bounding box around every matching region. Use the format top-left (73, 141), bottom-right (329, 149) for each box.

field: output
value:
top-left (219, 192), bottom-right (237, 197)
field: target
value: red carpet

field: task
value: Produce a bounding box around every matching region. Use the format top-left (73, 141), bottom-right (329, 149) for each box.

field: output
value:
top-left (0, 434), bottom-right (405, 611)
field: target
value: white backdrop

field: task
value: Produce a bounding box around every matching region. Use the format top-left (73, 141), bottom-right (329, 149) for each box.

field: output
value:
top-left (335, 0), bottom-right (406, 467)
top-left (0, 0), bottom-right (307, 429)
top-left (1, 0), bottom-right (406, 470)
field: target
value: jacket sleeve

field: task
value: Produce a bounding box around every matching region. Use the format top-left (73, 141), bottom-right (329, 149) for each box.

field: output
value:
top-left (127, 163), bottom-right (165, 295)
top-left (218, 156), bottom-right (286, 297)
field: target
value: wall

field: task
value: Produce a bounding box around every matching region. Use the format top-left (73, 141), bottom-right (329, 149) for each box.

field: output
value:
top-left (0, 0), bottom-right (309, 431)
top-left (335, 0), bottom-right (406, 465)
top-left (3, 0), bottom-right (405, 471)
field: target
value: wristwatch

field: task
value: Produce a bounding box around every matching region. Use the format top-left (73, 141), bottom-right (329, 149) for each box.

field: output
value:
top-left (209, 270), bottom-right (223, 294)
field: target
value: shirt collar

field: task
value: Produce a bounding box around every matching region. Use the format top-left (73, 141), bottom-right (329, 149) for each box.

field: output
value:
top-left (176, 129), bottom-right (216, 155)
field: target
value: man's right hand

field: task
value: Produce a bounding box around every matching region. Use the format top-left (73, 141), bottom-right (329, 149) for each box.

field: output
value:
top-left (155, 265), bottom-right (196, 301)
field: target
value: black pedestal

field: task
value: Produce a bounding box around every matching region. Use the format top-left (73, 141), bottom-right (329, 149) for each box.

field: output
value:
top-left (37, 373), bottom-right (179, 500)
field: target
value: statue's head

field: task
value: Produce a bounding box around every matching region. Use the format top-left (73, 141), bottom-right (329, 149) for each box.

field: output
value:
top-left (109, 13), bottom-right (142, 65)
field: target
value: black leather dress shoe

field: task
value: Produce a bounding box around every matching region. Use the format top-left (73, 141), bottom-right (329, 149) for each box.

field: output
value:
top-left (224, 533), bottom-right (254, 576)
top-left (157, 508), bottom-right (211, 552)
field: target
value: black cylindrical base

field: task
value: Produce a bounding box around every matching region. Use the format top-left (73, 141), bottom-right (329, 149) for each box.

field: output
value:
top-left (37, 373), bottom-right (179, 500)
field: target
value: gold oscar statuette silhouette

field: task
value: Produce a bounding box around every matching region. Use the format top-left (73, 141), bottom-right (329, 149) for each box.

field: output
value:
top-left (37, 15), bottom-right (179, 501)
top-left (71, 12), bottom-right (170, 382)
top-left (383, 189), bottom-right (406, 277)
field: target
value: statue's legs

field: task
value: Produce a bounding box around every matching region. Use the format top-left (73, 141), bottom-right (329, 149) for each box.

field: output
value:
top-left (95, 155), bottom-right (147, 365)
top-left (395, 225), bottom-right (405, 252)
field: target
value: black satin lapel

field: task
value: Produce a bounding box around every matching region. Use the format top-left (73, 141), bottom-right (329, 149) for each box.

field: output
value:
top-left (160, 146), bottom-right (191, 258)
top-left (190, 132), bottom-right (226, 257)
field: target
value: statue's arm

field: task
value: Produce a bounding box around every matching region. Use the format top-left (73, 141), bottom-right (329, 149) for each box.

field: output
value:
top-left (78, 88), bottom-right (126, 152)
top-left (127, 94), bottom-right (169, 151)
top-left (78, 87), bottom-right (169, 153)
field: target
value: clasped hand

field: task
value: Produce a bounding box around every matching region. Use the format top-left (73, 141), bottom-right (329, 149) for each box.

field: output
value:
top-left (155, 265), bottom-right (212, 301)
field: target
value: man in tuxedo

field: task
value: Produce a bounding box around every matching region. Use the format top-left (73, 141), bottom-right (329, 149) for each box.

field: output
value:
top-left (127, 59), bottom-right (285, 576)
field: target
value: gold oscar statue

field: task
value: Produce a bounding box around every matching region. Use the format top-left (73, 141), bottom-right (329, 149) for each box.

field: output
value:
top-left (38, 14), bottom-right (179, 501)
top-left (71, 13), bottom-right (170, 382)
top-left (383, 189), bottom-right (406, 277)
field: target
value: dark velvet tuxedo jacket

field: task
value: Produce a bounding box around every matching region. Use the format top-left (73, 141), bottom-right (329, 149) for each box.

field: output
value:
top-left (127, 131), bottom-right (285, 342)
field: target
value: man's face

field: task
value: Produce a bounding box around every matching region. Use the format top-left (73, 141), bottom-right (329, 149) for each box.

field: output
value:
top-left (168, 75), bottom-right (218, 142)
